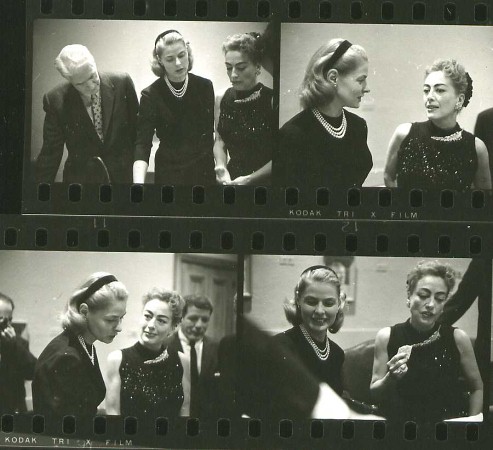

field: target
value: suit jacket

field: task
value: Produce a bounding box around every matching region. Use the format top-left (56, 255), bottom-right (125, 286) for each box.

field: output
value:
top-left (166, 331), bottom-right (218, 417)
top-left (35, 72), bottom-right (138, 183)
top-left (32, 329), bottom-right (106, 417)
top-left (475, 108), bottom-right (493, 181)
top-left (0, 335), bottom-right (37, 413)
top-left (439, 259), bottom-right (489, 381)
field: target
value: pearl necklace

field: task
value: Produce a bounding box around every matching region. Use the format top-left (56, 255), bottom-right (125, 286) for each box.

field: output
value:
top-left (431, 130), bottom-right (463, 142)
top-left (234, 86), bottom-right (262, 104)
top-left (164, 74), bottom-right (189, 98)
top-left (312, 108), bottom-right (347, 139)
top-left (78, 335), bottom-right (95, 366)
top-left (300, 325), bottom-right (330, 361)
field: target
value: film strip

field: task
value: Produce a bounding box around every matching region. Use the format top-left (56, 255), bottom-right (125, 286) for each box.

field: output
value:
top-left (1, 0), bottom-right (493, 449)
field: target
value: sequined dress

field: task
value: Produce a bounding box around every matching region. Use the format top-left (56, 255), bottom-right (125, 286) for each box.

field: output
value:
top-left (217, 83), bottom-right (274, 180)
top-left (396, 121), bottom-right (477, 190)
top-left (383, 320), bottom-right (467, 421)
top-left (119, 342), bottom-right (184, 417)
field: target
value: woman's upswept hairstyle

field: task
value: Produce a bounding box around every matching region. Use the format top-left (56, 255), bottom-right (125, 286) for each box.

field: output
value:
top-left (151, 30), bottom-right (194, 77)
top-left (425, 59), bottom-right (473, 108)
top-left (284, 266), bottom-right (345, 333)
top-left (60, 272), bottom-right (128, 334)
top-left (54, 44), bottom-right (96, 80)
top-left (142, 288), bottom-right (184, 326)
top-left (222, 32), bottom-right (264, 65)
top-left (406, 260), bottom-right (457, 298)
top-left (299, 38), bottom-right (367, 110)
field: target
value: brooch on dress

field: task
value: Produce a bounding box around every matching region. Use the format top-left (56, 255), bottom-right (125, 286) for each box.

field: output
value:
top-left (430, 130), bottom-right (463, 142)
top-left (144, 348), bottom-right (169, 365)
top-left (234, 86), bottom-right (262, 103)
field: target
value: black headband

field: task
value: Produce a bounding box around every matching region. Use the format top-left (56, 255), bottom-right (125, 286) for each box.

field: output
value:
top-left (80, 275), bottom-right (117, 305)
top-left (325, 40), bottom-right (352, 71)
top-left (300, 265), bottom-right (338, 278)
top-left (154, 29), bottom-right (181, 48)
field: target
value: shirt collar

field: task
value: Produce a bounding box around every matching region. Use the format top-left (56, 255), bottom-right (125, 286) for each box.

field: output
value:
top-left (178, 327), bottom-right (204, 346)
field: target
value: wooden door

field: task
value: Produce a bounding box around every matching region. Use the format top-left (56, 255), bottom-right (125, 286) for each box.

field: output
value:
top-left (177, 255), bottom-right (237, 341)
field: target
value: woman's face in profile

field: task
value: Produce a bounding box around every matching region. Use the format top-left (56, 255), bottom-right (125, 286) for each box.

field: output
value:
top-left (423, 71), bottom-right (461, 123)
top-left (159, 41), bottom-right (189, 83)
top-left (334, 60), bottom-right (369, 109)
top-left (225, 50), bottom-right (259, 91)
top-left (139, 299), bottom-right (174, 350)
top-left (85, 296), bottom-right (127, 344)
top-left (298, 281), bottom-right (339, 340)
top-left (408, 275), bottom-right (448, 331)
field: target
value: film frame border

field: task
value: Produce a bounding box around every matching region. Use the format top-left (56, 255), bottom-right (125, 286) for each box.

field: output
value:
top-left (0, 215), bottom-right (491, 448)
top-left (14, 0), bottom-right (493, 219)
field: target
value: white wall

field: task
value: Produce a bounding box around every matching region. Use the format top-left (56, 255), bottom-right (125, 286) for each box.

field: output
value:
top-left (279, 24), bottom-right (493, 186)
top-left (248, 255), bottom-right (477, 350)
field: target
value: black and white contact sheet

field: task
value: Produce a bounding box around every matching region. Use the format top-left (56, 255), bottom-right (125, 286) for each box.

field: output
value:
top-left (2, 0), bottom-right (493, 448)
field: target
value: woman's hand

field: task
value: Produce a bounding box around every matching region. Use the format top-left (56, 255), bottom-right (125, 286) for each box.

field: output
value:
top-left (230, 175), bottom-right (251, 185)
top-left (386, 351), bottom-right (410, 380)
top-left (215, 166), bottom-right (232, 185)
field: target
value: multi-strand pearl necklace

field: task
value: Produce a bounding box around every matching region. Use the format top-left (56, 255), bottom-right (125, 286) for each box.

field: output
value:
top-left (300, 325), bottom-right (330, 361)
top-left (78, 335), bottom-right (95, 365)
top-left (312, 108), bottom-right (347, 139)
top-left (164, 74), bottom-right (189, 98)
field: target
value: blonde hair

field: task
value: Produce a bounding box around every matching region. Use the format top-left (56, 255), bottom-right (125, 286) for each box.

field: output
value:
top-left (299, 38), bottom-right (368, 109)
top-left (60, 272), bottom-right (128, 333)
top-left (151, 31), bottom-right (194, 77)
top-left (283, 266), bottom-right (345, 333)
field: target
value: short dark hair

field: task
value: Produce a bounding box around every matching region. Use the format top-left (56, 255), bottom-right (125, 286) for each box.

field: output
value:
top-left (406, 260), bottom-right (457, 297)
top-left (182, 294), bottom-right (213, 317)
top-left (0, 292), bottom-right (15, 312)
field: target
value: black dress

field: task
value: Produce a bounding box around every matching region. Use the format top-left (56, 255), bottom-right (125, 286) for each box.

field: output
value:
top-left (383, 320), bottom-right (467, 421)
top-left (134, 73), bottom-right (215, 185)
top-left (32, 329), bottom-right (106, 416)
top-left (396, 121), bottom-right (477, 190)
top-left (275, 108), bottom-right (373, 187)
top-left (119, 342), bottom-right (183, 417)
top-left (274, 326), bottom-right (344, 395)
top-left (217, 83), bottom-right (275, 181)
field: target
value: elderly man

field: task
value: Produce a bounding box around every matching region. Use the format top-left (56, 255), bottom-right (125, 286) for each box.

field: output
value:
top-left (35, 44), bottom-right (138, 183)
top-left (0, 293), bottom-right (37, 413)
top-left (166, 294), bottom-right (218, 418)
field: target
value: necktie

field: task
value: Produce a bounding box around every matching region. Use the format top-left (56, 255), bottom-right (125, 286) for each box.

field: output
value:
top-left (91, 92), bottom-right (104, 143)
top-left (190, 341), bottom-right (200, 417)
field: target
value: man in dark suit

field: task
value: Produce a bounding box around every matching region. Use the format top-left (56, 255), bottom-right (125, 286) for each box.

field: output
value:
top-left (167, 294), bottom-right (218, 417)
top-left (35, 44), bottom-right (138, 183)
top-left (475, 108), bottom-right (493, 182)
top-left (0, 292), bottom-right (37, 413)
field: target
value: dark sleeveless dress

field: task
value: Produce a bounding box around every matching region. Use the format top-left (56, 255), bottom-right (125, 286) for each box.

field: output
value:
top-left (396, 121), bottom-right (477, 190)
top-left (217, 83), bottom-right (274, 180)
top-left (383, 320), bottom-right (467, 421)
top-left (119, 342), bottom-right (183, 417)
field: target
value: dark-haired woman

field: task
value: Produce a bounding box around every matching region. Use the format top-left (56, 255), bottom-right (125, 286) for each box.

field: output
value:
top-left (370, 261), bottom-right (483, 421)
top-left (214, 32), bottom-right (275, 185)
top-left (384, 59), bottom-right (491, 190)
top-left (133, 30), bottom-right (215, 185)
top-left (106, 289), bottom-right (184, 417)
top-left (32, 273), bottom-right (128, 416)
top-left (274, 266), bottom-right (346, 396)
top-left (275, 39), bottom-right (373, 187)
